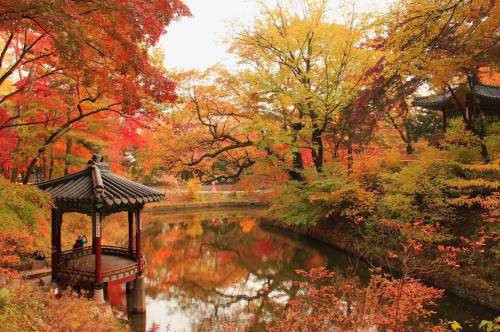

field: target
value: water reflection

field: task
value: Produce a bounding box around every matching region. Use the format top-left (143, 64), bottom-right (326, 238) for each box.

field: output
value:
top-left (139, 211), bottom-right (328, 331)
top-left (108, 211), bottom-right (495, 332)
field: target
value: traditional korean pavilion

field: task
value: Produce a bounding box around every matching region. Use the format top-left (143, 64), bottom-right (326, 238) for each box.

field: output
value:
top-left (413, 83), bottom-right (500, 131)
top-left (36, 155), bottom-right (164, 307)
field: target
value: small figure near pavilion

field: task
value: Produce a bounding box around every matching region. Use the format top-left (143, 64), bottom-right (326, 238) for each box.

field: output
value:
top-left (72, 235), bottom-right (84, 251)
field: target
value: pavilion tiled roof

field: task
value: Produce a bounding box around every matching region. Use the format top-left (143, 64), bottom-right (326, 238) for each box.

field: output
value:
top-left (413, 84), bottom-right (500, 110)
top-left (36, 156), bottom-right (164, 211)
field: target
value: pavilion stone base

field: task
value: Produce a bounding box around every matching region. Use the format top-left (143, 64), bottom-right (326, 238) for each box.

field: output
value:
top-left (93, 287), bottom-right (105, 304)
top-left (132, 276), bottom-right (146, 314)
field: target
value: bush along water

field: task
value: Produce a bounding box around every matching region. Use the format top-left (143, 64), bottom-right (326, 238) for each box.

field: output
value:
top-left (271, 121), bottom-right (500, 326)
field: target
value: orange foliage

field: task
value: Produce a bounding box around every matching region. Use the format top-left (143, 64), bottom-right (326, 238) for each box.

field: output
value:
top-left (0, 283), bottom-right (122, 331)
top-left (270, 267), bottom-right (445, 332)
top-left (0, 231), bottom-right (35, 275)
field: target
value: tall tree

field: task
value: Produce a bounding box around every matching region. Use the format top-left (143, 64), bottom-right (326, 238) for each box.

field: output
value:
top-left (230, 0), bottom-right (378, 176)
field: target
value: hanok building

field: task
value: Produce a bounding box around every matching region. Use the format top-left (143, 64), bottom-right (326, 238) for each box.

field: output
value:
top-left (413, 83), bottom-right (500, 132)
top-left (36, 155), bottom-right (164, 309)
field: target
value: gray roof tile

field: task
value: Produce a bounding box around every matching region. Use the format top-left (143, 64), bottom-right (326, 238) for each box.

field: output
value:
top-left (36, 157), bottom-right (164, 211)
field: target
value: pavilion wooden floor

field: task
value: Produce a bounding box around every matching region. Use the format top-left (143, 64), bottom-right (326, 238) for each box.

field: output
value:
top-left (63, 254), bottom-right (136, 273)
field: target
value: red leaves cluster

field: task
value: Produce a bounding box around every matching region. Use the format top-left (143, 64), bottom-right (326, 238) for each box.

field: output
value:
top-left (0, 0), bottom-right (190, 178)
top-left (270, 267), bottom-right (445, 332)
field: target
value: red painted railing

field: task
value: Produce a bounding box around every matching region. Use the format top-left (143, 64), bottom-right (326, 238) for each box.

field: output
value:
top-left (60, 245), bottom-right (137, 260)
top-left (57, 245), bottom-right (144, 283)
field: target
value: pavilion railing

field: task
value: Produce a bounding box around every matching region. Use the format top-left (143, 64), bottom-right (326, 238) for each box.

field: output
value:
top-left (59, 245), bottom-right (138, 262)
top-left (101, 245), bottom-right (137, 258)
top-left (57, 245), bottom-right (145, 283)
top-left (59, 246), bottom-right (94, 262)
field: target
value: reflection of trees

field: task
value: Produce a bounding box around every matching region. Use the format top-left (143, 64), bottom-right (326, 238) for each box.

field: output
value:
top-left (141, 213), bottom-right (326, 331)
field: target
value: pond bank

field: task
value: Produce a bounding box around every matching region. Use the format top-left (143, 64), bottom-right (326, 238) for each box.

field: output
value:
top-left (261, 218), bottom-right (500, 311)
top-left (145, 200), bottom-right (268, 213)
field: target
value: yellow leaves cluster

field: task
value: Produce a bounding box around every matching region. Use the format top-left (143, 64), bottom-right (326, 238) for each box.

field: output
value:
top-left (445, 179), bottom-right (500, 190)
top-left (380, 0), bottom-right (499, 85)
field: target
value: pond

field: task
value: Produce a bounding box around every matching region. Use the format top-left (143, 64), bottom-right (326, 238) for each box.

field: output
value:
top-left (108, 210), bottom-right (496, 332)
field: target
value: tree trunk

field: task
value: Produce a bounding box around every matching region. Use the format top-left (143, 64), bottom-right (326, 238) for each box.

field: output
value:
top-left (467, 72), bottom-right (490, 163)
top-left (347, 132), bottom-right (353, 175)
top-left (48, 145), bottom-right (54, 180)
top-left (24, 152), bottom-right (41, 184)
top-left (311, 128), bottom-right (324, 172)
top-left (9, 168), bottom-right (18, 183)
top-left (64, 136), bottom-right (73, 175)
top-left (406, 141), bottom-right (414, 155)
top-left (289, 151), bottom-right (304, 181)
top-left (289, 122), bottom-right (305, 181)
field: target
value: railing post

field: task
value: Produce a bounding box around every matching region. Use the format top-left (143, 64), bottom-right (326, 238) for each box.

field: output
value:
top-left (135, 207), bottom-right (142, 273)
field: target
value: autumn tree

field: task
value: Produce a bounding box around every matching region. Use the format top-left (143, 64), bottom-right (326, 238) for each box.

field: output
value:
top-left (136, 69), bottom-right (260, 184)
top-left (0, 0), bottom-right (190, 182)
top-left (230, 0), bottom-right (379, 177)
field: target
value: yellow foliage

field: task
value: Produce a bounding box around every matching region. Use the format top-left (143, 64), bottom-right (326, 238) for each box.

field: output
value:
top-left (450, 321), bottom-right (462, 331)
top-left (186, 219), bottom-right (203, 237)
top-left (187, 178), bottom-right (202, 200)
top-left (380, 0), bottom-right (498, 86)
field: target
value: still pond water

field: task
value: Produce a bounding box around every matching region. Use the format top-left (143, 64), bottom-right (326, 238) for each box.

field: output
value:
top-left (109, 210), bottom-right (496, 331)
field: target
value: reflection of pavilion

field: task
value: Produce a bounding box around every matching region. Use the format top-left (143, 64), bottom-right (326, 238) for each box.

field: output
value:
top-left (36, 155), bottom-right (164, 314)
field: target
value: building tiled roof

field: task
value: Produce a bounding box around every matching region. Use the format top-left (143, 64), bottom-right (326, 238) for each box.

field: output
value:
top-left (413, 90), bottom-right (455, 110)
top-left (413, 84), bottom-right (500, 110)
top-left (474, 84), bottom-right (500, 101)
top-left (36, 156), bottom-right (164, 212)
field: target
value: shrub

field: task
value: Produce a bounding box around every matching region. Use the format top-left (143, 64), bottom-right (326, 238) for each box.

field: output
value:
top-left (270, 267), bottom-right (445, 332)
top-left (273, 166), bottom-right (376, 227)
top-left (377, 153), bottom-right (453, 226)
top-left (0, 177), bottom-right (51, 234)
top-left (443, 119), bottom-right (484, 163)
top-left (0, 283), bottom-right (123, 331)
top-left (0, 178), bottom-right (51, 273)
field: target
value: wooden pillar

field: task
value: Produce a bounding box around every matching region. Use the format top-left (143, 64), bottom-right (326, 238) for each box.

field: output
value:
top-left (50, 208), bottom-right (57, 281)
top-left (128, 210), bottom-right (134, 254)
top-left (94, 211), bottom-right (104, 303)
top-left (135, 207), bottom-right (142, 273)
top-left (92, 213), bottom-right (96, 254)
top-left (126, 280), bottom-right (134, 295)
top-left (56, 210), bottom-right (62, 263)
